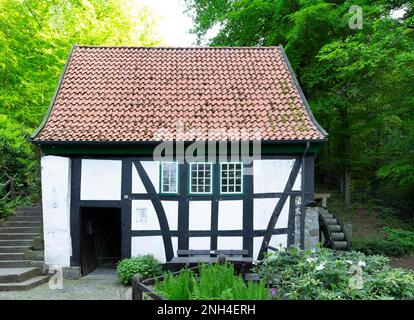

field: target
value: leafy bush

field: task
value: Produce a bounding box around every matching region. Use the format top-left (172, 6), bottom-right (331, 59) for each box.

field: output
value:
top-left (155, 263), bottom-right (269, 300)
top-left (352, 227), bottom-right (414, 257)
top-left (383, 227), bottom-right (414, 252)
top-left (254, 246), bottom-right (414, 300)
top-left (0, 200), bottom-right (14, 218)
top-left (352, 237), bottom-right (408, 257)
top-left (0, 116), bottom-right (41, 205)
top-left (117, 255), bottom-right (162, 285)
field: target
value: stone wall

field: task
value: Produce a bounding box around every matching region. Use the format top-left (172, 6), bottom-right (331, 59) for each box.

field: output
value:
top-left (294, 196), bottom-right (320, 249)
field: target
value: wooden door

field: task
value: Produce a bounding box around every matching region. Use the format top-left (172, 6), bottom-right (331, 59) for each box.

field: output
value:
top-left (81, 212), bottom-right (97, 275)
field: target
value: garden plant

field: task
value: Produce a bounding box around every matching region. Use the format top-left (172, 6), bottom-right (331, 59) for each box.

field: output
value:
top-left (117, 254), bottom-right (162, 285)
top-left (154, 262), bottom-right (269, 300)
top-left (255, 246), bottom-right (414, 300)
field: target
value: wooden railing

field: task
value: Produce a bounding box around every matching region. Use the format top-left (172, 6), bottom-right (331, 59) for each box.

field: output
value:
top-left (1, 177), bottom-right (15, 201)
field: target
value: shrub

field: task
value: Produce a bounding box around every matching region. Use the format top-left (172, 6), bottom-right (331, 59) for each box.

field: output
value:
top-left (254, 246), bottom-right (414, 300)
top-left (352, 237), bottom-right (408, 257)
top-left (383, 227), bottom-right (414, 252)
top-left (155, 263), bottom-right (269, 300)
top-left (352, 227), bottom-right (414, 257)
top-left (117, 255), bottom-right (162, 285)
top-left (0, 200), bottom-right (14, 218)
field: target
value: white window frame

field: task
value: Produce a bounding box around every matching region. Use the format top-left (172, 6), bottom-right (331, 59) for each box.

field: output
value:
top-left (160, 162), bottom-right (179, 194)
top-left (188, 162), bottom-right (213, 195)
top-left (219, 162), bottom-right (244, 195)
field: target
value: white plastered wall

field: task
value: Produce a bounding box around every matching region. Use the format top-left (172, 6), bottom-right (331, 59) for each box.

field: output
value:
top-left (253, 159), bottom-right (301, 192)
top-left (218, 200), bottom-right (243, 230)
top-left (131, 200), bottom-right (178, 231)
top-left (253, 197), bottom-right (290, 230)
top-left (41, 156), bottom-right (72, 267)
top-left (80, 159), bottom-right (122, 200)
top-left (188, 201), bottom-right (211, 230)
top-left (131, 236), bottom-right (178, 263)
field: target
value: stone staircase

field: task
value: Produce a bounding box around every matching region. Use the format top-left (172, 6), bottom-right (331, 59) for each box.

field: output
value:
top-left (0, 206), bottom-right (49, 291)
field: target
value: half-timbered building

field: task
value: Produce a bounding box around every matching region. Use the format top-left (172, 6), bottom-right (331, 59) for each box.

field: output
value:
top-left (31, 46), bottom-right (327, 275)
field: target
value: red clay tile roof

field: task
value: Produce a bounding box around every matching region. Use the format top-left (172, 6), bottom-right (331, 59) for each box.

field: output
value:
top-left (32, 46), bottom-right (327, 143)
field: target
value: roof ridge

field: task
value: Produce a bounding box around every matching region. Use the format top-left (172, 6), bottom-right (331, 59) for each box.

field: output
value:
top-left (74, 45), bottom-right (281, 50)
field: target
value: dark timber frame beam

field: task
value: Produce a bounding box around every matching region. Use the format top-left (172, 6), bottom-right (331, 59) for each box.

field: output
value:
top-left (258, 158), bottom-right (302, 259)
top-left (133, 160), bottom-right (174, 261)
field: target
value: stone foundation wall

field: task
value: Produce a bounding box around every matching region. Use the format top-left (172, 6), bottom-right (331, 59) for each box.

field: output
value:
top-left (294, 196), bottom-right (320, 249)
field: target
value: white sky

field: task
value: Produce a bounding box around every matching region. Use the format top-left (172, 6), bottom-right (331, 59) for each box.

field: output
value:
top-left (134, 0), bottom-right (198, 46)
top-left (391, 8), bottom-right (406, 19)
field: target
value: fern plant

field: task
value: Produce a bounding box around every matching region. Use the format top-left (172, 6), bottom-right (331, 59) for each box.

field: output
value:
top-left (154, 262), bottom-right (268, 300)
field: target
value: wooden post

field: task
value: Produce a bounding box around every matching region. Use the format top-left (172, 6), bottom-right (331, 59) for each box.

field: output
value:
top-left (132, 274), bottom-right (143, 300)
top-left (10, 177), bottom-right (15, 200)
top-left (217, 254), bottom-right (227, 265)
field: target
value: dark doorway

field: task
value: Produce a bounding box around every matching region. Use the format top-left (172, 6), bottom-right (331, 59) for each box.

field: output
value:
top-left (80, 207), bottom-right (121, 275)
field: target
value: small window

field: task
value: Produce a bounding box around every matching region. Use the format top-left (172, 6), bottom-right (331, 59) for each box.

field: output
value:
top-left (161, 162), bottom-right (178, 194)
top-left (220, 162), bottom-right (243, 194)
top-left (189, 162), bottom-right (213, 194)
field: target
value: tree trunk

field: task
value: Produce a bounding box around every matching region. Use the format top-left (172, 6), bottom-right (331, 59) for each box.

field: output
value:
top-left (344, 170), bottom-right (351, 207)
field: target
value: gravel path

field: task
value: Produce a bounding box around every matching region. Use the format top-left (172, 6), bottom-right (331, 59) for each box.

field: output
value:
top-left (0, 268), bottom-right (132, 300)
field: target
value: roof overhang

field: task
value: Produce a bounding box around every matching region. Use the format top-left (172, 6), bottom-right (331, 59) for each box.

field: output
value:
top-left (36, 139), bottom-right (327, 156)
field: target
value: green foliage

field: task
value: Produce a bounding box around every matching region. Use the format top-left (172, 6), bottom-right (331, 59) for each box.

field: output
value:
top-left (0, 0), bottom-right (162, 204)
top-left (155, 263), bottom-right (269, 300)
top-left (254, 246), bottom-right (414, 300)
top-left (383, 227), bottom-right (414, 252)
top-left (186, 0), bottom-right (414, 204)
top-left (155, 268), bottom-right (196, 300)
top-left (353, 228), bottom-right (414, 257)
top-left (116, 255), bottom-right (162, 285)
top-left (352, 237), bottom-right (409, 257)
top-left (0, 199), bottom-right (14, 217)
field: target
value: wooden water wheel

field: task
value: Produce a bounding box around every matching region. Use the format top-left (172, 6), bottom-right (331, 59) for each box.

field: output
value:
top-left (319, 208), bottom-right (351, 251)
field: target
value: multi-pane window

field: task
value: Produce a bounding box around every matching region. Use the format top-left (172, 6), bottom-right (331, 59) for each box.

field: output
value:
top-left (189, 162), bottom-right (213, 194)
top-left (220, 162), bottom-right (243, 194)
top-left (161, 162), bottom-right (178, 194)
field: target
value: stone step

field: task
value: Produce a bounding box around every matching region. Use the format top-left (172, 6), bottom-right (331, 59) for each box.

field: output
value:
top-left (0, 246), bottom-right (31, 253)
top-left (320, 213), bottom-right (333, 219)
top-left (30, 260), bottom-right (47, 272)
top-left (0, 240), bottom-right (33, 246)
top-left (328, 225), bottom-right (342, 232)
top-left (0, 260), bottom-right (31, 268)
top-left (7, 215), bottom-right (42, 222)
top-left (14, 212), bottom-right (42, 217)
top-left (24, 250), bottom-right (44, 261)
top-left (0, 226), bottom-right (42, 233)
top-left (0, 233), bottom-right (39, 240)
top-left (324, 218), bottom-right (338, 225)
top-left (0, 267), bottom-right (40, 283)
top-left (0, 275), bottom-right (49, 291)
top-left (333, 241), bottom-right (348, 250)
top-left (3, 221), bottom-right (42, 227)
top-left (0, 253), bottom-right (26, 261)
top-left (16, 207), bottom-right (42, 213)
top-left (318, 208), bottom-right (330, 215)
top-left (331, 232), bottom-right (345, 241)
